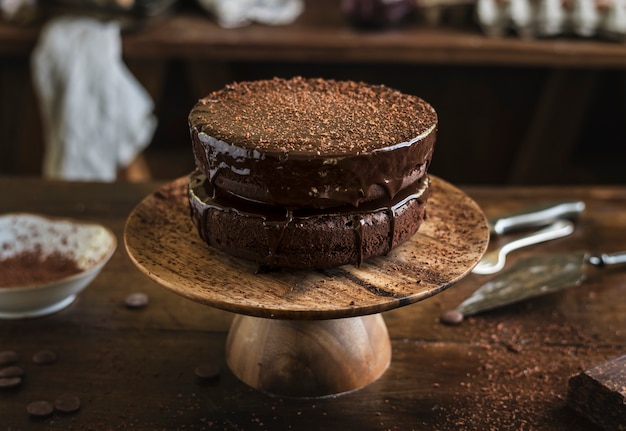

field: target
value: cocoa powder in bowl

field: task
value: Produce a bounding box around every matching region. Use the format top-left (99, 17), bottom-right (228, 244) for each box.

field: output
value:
top-left (0, 251), bottom-right (81, 288)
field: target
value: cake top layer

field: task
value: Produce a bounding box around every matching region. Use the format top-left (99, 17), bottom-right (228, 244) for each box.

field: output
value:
top-left (189, 76), bottom-right (437, 156)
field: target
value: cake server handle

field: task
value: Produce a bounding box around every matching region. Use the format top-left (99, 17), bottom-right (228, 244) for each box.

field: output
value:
top-left (473, 219), bottom-right (575, 275)
top-left (488, 200), bottom-right (585, 235)
top-left (588, 251), bottom-right (626, 267)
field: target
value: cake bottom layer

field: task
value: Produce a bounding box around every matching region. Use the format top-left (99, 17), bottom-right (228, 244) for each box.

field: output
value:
top-left (188, 170), bottom-right (430, 270)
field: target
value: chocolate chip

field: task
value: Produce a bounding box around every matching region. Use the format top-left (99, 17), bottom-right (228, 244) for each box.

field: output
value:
top-left (439, 309), bottom-right (464, 326)
top-left (33, 350), bottom-right (57, 365)
top-left (0, 350), bottom-right (19, 366)
top-left (54, 393), bottom-right (81, 413)
top-left (0, 365), bottom-right (24, 378)
top-left (0, 377), bottom-right (22, 389)
top-left (195, 363), bottom-right (220, 380)
top-left (125, 292), bottom-right (149, 309)
top-left (27, 400), bottom-right (54, 418)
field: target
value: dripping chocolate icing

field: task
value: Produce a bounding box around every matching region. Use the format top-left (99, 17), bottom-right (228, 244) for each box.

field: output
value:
top-left (189, 77), bottom-right (437, 210)
top-left (189, 170), bottom-right (430, 269)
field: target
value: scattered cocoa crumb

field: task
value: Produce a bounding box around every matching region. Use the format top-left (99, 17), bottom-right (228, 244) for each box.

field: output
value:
top-left (434, 312), bottom-right (605, 430)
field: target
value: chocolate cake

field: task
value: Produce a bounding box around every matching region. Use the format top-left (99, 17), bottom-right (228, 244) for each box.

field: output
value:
top-left (188, 77), bottom-right (437, 270)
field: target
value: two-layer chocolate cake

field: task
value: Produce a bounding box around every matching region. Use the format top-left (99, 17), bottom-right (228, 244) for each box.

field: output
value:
top-left (188, 77), bottom-right (437, 270)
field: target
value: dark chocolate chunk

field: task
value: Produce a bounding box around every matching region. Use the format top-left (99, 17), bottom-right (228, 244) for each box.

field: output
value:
top-left (567, 354), bottom-right (626, 431)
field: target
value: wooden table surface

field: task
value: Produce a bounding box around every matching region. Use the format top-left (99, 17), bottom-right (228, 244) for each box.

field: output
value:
top-left (0, 176), bottom-right (624, 430)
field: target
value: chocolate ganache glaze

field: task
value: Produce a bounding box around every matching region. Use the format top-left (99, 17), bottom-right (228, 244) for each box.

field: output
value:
top-left (188, 170), bottom-right (430, 270)
top-left (189, 77), bottom-right (437, 209)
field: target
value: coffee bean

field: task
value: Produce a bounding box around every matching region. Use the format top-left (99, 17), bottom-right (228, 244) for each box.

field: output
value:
top-left (195, 363), bottom-right (220, 380)
top-left (27, 400), bottom-right (54, 418)
top-left (0, 365), bottom-right (24, 378)
top-left (0, 377), bottom-right (22, 389)
top-left (54, 393), bottom-right (81, 413)
top-left (0, 350), bottom-right (19, 366)
top-left (33, 350), bottom-right (57, 365)
top-left (439, 309), bottom-right (464, 326)
top-left (125, 292), bottom-right (148, 309)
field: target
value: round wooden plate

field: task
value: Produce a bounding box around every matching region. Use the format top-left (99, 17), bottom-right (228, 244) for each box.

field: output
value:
top-left (124, 175), bottom-right (489, 320)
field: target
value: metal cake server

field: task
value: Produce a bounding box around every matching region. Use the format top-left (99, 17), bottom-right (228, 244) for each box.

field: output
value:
top-left (472, 219), bottom-right (575, 275)
top-left (457, 250), bottom-right (626, 317)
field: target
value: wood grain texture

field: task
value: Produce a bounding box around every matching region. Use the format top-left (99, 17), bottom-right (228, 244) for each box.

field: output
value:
top-left (226, 314), bottom-right (391, 397)
top-left (124, 175), bottom-right (489, 320)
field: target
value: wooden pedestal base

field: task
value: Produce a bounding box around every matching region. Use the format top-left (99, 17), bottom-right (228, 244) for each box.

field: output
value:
top-left (226, 314), bottom-right (391, 398)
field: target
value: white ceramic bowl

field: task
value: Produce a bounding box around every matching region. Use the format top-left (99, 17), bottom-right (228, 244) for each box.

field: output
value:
top-left (0, 213), bottom-right (116, 319)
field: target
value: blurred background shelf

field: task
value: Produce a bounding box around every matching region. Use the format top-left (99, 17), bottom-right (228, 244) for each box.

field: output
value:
top-left (1, 0), bottom-right (625, 184)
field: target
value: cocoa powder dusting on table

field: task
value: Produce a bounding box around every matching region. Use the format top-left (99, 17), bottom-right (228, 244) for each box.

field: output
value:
top-left (434, 311), bottom-right (606, 430)
top-left (0, 251), bottom-right (81, 287)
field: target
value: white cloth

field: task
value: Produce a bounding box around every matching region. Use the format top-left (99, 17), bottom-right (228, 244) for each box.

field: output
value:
top-left (31, 16), bottom-right (157, 181)
top-left (197, 0), bottom-right (304, 28)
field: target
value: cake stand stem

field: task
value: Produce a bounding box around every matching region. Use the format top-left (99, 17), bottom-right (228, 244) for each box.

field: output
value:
top-left (226, 313), bottom-right (391, 398)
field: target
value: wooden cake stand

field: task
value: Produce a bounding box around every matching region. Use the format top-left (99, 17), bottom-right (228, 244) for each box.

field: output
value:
top-left (124, 176), bottom-right (489, 398)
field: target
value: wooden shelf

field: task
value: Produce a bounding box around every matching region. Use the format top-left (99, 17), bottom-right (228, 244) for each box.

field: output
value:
top-left (2, 1), bottom-right (626, 68)
top-left (124, 17), bottom-right (626, 68)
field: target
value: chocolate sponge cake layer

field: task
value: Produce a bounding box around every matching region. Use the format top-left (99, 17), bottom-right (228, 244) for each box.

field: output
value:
top-left (188, 170), bottom-right (431, 270)
top-left (189, 77), bottom-right (437, 209)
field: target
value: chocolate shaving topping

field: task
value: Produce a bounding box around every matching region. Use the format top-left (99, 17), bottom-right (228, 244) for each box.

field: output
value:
top-left (191, 76), bottom-right (437, 155)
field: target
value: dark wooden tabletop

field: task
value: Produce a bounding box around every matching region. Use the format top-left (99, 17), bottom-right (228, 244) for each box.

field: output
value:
top-left (0, 176), bottom-right (624, 430)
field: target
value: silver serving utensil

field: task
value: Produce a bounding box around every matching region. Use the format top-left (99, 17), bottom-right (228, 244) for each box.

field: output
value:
top-left (456, 250), bottom-right (626, 318)
top-left (473, 219), bottom-right (575, 275)
top-left (487, 201), bottom-right (585, 235)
